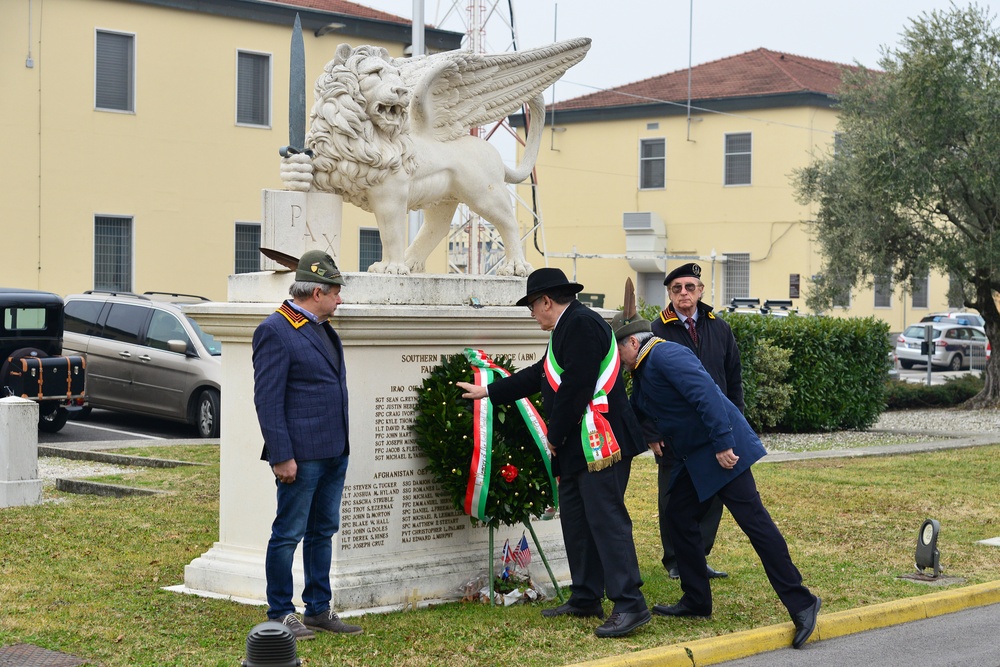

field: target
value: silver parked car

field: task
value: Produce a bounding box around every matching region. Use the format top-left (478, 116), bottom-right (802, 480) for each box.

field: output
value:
top-left (895, 322), bottom-right (988, 371)
top-left (61, 291), bottom-right (222, 437)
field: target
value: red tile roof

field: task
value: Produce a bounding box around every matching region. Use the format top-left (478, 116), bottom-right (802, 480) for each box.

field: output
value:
top-left (261, 0), bottom-right (409, 25)
top-left (555, 48), bottom-right (859, 111)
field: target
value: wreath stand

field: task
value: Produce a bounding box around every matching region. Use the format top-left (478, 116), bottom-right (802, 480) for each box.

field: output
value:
top-left (487, 519), bottom-right (564, 606)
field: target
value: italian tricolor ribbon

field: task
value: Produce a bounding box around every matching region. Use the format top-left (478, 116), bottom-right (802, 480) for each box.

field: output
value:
top-left (544, 335), bottom-right (622, 472)
top-left (462, 348), bottom-right (557, 522)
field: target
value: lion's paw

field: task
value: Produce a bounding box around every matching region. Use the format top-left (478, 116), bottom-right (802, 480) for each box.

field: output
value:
top-left (405, 258), bottom-right (427, 273)
top-left (367, 261), bottom-right (411, 275)
top-left (495, 259), bottom-right (533, 277)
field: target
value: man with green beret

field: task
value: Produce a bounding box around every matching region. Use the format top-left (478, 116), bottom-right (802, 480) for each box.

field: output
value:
top-left (252, 250), bottom-right (362, 640)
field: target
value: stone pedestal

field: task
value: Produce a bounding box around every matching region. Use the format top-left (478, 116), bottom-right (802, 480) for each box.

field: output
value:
top-left (0, 397), bottom-right (43, 507)
top-left (181, 272), bottom-right (571, 611)
top-left (260, 190), bottom-right (343, 269)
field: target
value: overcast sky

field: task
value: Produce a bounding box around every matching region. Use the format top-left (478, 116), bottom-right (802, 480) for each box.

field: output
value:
top-left (354, 0), bottom-right (999, 103)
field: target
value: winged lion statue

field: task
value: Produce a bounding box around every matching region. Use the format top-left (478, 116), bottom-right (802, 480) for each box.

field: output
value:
top-left (281, 38), bottom-right (591, 276)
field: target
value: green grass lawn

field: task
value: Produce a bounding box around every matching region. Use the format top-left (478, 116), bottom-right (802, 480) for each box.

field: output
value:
top-left (2, 443), bottom-right (998, 666)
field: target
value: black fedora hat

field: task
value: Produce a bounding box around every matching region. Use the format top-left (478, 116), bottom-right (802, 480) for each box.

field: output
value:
top-left (516, 268), bottom-right (584, 307)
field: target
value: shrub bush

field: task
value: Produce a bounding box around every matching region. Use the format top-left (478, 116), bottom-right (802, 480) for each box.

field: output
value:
top-left (743, 339), bottom-right (794, 430)
top-left (884, 374), bottom-right (984, 409)
top-left (722, 313), bottom-right (890, 432)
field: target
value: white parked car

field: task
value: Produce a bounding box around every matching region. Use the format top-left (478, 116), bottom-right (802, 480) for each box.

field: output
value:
top-left (895, 322), bottom-right (989, 371)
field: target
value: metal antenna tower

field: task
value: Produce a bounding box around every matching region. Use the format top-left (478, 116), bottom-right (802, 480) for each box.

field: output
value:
top-left (425, 1), bottom-right (545, 275)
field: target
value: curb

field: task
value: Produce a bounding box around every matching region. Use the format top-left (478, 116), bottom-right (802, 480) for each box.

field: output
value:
top-left (54, 478), bottom-right (169, 497)
top-left (566, 581), bottom-right (1000, 667)
top-left (38, 445), bottom-right (204, 469)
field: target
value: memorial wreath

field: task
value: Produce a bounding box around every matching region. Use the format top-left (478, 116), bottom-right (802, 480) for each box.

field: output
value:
top-left (413, 350), bottom-right (557, 530)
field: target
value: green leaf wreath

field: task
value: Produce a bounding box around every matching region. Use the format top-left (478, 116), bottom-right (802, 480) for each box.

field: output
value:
top-left (413, 352), bottom-right (553, 530)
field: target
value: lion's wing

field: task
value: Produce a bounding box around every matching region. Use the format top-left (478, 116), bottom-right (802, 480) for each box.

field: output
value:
top-left (398, 37), bottom-right (591, 142)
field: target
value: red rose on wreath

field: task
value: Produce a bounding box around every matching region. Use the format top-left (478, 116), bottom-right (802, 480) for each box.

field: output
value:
top-left (500, 464), bottom-right (519, 483)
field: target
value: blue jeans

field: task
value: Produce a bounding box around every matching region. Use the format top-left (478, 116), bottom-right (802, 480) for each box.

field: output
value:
top-left (265, 456), bottom-right (349, 618)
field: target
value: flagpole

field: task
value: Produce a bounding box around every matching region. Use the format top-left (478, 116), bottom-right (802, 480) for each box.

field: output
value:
top-left (488, 525), bottom-right (495, 606)
top-left (524, 519), bottom-right (564, 603)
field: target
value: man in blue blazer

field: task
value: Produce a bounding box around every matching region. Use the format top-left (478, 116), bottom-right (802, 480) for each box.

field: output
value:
top-left (458, 268), bottom-right (651, 638)
top-left (252, 250), bottom-right (362, 640)
top-left (611, 307), bottom-right (821, 650)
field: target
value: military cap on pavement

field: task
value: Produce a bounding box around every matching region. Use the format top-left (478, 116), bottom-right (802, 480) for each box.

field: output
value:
top-left (663, 262), bottom-right (702, 286)
top-left (295, 250), bottom-right (346, 286)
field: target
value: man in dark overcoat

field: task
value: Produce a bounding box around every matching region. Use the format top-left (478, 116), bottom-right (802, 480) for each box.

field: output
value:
top-left (457, 268), bottom-right (651, 638)
top-left (252, 250), bottom-right (362, 640)
top-left (651, 262), bottom-right (743, 580)
top-left (611, 308), bottom-right (821, 649)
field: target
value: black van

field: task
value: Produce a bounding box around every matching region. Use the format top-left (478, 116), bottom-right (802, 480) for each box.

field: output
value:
top-left (0, 288), bottom-right (86, 432)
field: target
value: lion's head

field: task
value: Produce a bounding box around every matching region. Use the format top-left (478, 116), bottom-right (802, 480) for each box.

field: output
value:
top-left (306, 44), bottom-right (415, 210)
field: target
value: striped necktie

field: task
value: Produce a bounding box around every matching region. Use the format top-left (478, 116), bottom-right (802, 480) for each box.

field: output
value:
top-left (686, 318), bottom-right (699, 345)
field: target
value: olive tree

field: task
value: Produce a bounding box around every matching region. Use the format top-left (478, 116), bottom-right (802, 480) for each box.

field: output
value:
top-left (796, 3), bottom-right (1000, 407)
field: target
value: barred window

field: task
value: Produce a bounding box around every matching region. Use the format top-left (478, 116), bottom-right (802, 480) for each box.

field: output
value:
top-left (237, 51), bottom-right (270, 126)
top-left (874, 274), bottom-right (892, 308)
top-left (724, 133), bottom-right (752, 186)
top-left (94, 216), bottom-right (133, 291)
top-left (234, 223), bottom-right (261, 274)
top-left (831, 275), bottom-right (852, 308)
top-left (723, 252), bottom-right (750, 303)
top-left (639, 138), bottom-right (665, 189)
top-left (96, 30), bottom-right (134, 112)
top-left (911, 274), bottom-right (929, 309)
top-left (359, 228), bottom-right (382, 271)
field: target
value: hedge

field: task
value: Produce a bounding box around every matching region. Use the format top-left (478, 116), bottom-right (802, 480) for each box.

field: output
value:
top-left (721, 313), bottom-right (890, 432)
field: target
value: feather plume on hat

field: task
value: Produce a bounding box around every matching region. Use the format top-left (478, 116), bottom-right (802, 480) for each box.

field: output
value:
top-left (610, 277), bottom-right (651, 341)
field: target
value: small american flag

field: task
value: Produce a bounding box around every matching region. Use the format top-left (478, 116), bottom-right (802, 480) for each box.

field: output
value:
top-left (501, 538), bottom-right (513, 565)
top-left (512, 532), bottom-right (531, 569)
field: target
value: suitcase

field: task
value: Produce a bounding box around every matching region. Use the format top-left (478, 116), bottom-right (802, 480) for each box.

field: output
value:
top-left (4, 355), bottom-right (86, 401)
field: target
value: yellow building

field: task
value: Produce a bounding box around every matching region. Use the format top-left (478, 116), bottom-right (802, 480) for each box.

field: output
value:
top-left (1, 0), bottom-right (461, 301)
top-left (515, 48), bottom-right (960, 331)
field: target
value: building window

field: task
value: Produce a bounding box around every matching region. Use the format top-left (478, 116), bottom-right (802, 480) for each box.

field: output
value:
top-left (95, 30), bottom-right (134, 112)
top-left (234, 223), bottom-right (261, 274)
top-left (359, 228), bottom-right (382, 271)
top-left (639, 138), bottom-right (665, 190)
top-left (94, 216), bottom-right (133, 292)
top-left (874, 273), bottom-right (892, 308)
top-left (724, 132), bottom-right (752, 186)
top-left (723, 252), bottom-right (750, 304)
top-left (947, 272), bottom-right (965, 308)
top-left (237, 51), bottom-right (270, 126)
top-left (911, 274), bottom-right (929, 309)
top-left (831, 275), bottom-right (852, 308)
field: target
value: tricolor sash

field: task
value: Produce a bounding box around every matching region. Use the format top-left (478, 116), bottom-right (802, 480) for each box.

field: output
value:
top-left (462, 348), bottom-right (557, 522)
top-left (544, 335), bottom-right (622, 471)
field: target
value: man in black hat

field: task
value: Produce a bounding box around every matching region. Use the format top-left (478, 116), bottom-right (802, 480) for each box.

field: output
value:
top-left (457, 268), bottom-right (651, 638)
top-left (650, 262), bottom-right (742, 582)
top-left (252, 250), bottom-right (362, 640)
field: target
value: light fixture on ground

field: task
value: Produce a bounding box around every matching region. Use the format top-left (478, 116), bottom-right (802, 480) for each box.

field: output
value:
top-left (242, 621), bottom-right (300, 667)
top-left (915, 518), bottom-right (941, 578)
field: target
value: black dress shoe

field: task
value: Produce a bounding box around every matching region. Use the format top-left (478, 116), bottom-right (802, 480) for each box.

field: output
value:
top-left (651, 601), bottom-right (711, 618)
top-left (667, 567), bottom-right (680, 579)
top-left (791, 596), bottom-right (821, 649)
top-left (706, 565), bottom-right (729, 579)
top-left (594, 609), bottom-right (652, 637)
top-left (541, 602), bottom-right (605, 619)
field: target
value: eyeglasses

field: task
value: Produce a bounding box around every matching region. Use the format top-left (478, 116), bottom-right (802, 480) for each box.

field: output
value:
top-left (669, 282), bottom-right (702, 294)
top-left (527, 296), bottom-right (543, 313)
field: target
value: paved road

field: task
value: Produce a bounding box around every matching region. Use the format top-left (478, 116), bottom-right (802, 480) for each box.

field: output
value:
top-left (716, 603), bottom-right (1000, 667)
top-left (895, 368), bottom-right (982, 385)
top-left (39, 408), bottom-right (203, 444)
